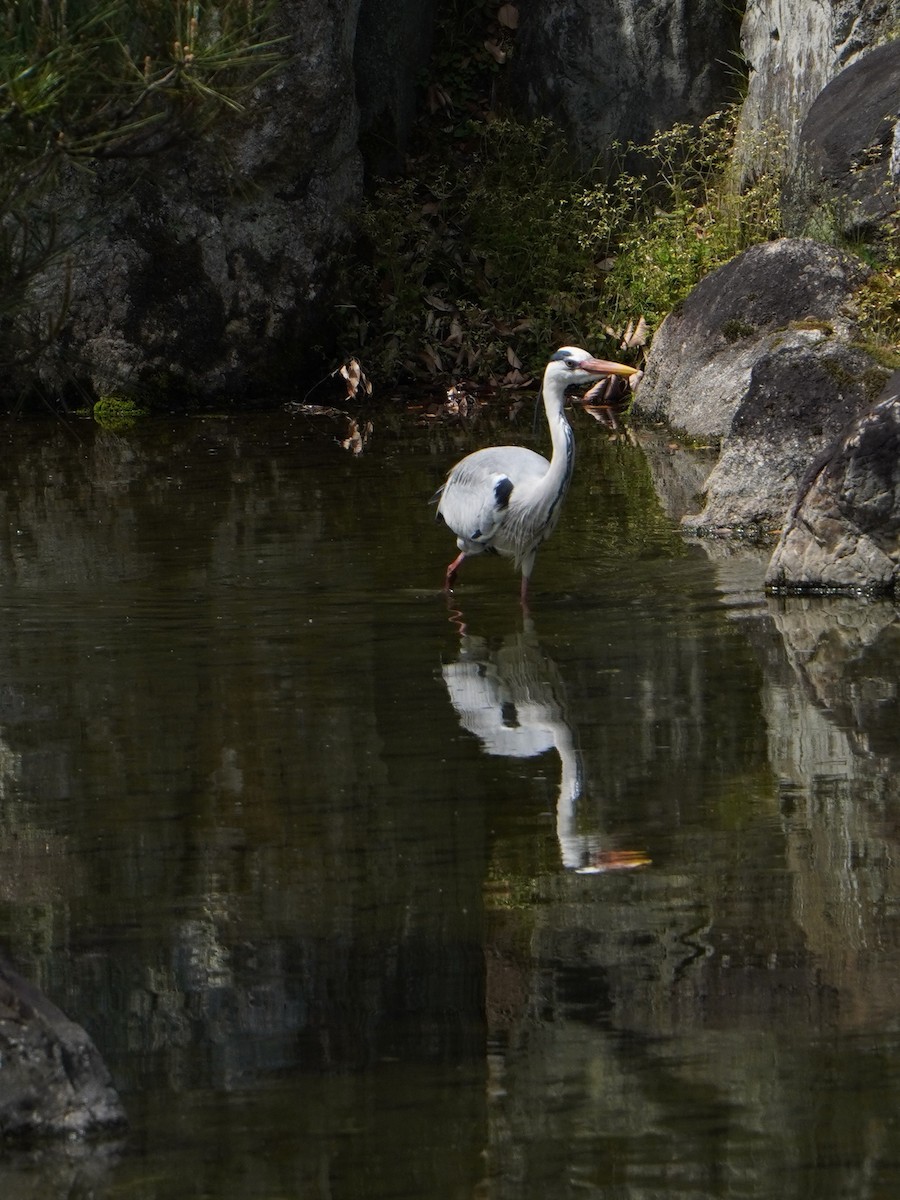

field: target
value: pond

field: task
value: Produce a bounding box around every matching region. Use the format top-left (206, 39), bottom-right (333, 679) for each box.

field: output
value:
top-left (0, 408), bottom-right (898, 1199)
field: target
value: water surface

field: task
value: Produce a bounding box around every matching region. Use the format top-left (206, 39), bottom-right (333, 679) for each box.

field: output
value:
top-left (0, 411), bottom-right (898, 1198)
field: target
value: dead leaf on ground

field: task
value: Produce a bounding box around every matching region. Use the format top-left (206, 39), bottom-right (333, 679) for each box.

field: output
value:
top-left (582, 375), bottom-right (628, 406)
top-left (501, 367), bottom-right (530, 388)
top-left (444, 317), bottom-right (464, 346)
top-left (605, 316), bottom-right (649, 351)
top-left (484, 39), bottom-right (506, 64)
top-left (622, 316), bottom-right (649, 349)
top-left (419, 345), bottom-right (444, 374)
top-left (426, 82), bottom-right (453, 114)
top-left (497, 4), bottom-right (519, 29)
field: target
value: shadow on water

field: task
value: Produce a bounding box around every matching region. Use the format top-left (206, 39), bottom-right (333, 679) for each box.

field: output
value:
top-left (0, 415), bottom-right (897, 1197)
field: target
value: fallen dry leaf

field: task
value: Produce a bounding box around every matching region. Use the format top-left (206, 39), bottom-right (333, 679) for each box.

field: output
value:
top-left (339, 358), bottom-right (372, 399)
top-left (418, 345), bottom-right (444, 374)
top-left (445, 317), bottom-right (464, 346)
top-left (605, 317), bottom-right (649, 351)
top-left (501, 367), bottom-right (530, 388)
top-left (581, 375), bottom-right (629, 406)
top-left (497, 3), bottom-right (519, 29)
top-left (484, 38), bottom-right (506, 64)
top-left (340, 417), bottom-right (374, 456)
top-left (426, 82), bottom-right (453, 114)
top-left (622, 315), bottom-right (649, 349)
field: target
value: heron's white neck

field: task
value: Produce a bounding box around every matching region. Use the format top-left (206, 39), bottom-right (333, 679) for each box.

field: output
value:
top-left (538, 371), bottom-right (576, 514)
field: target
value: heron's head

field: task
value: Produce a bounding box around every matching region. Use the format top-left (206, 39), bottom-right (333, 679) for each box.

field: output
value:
top-left (547, 346), bottom-right (639, 389)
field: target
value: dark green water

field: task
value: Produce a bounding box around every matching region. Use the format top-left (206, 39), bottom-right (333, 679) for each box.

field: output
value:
top-left (0, 411), bottom-right (898, 1198)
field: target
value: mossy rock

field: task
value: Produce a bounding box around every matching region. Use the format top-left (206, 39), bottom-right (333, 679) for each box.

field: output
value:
top-left (93, 396), bottom-right (149, 431)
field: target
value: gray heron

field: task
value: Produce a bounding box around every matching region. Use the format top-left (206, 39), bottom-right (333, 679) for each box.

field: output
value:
top-left (433, 347), bottom-right (639, 602)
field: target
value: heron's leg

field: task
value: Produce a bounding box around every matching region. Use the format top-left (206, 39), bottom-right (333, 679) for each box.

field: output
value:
top-left (520, 572), bottom-right (531, 610)
top-left (445, 552), bottom-right (466, 591)
top-left (519, 551), bottom-right (536, 609)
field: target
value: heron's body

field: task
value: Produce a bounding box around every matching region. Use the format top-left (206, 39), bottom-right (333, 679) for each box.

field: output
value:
top-left (434, 347), bottom-right (636, 602)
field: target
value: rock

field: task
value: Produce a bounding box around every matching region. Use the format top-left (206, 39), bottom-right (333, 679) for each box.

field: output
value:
top-left (786, 38), bottom-right (900, 237)
top-left (508, 0), bottom-right (741, 169)
top-left (736, 0), bottom-right (895, 182)
top-left (633, 237), bottom-right (891, 536)
top-left (632, 238), bottom-right (871, 438)
top-left (355, 0), bottom-right (437, 179)
top-left (17, 0), bottom-right (438, 407)
top-left (683, 340), bottom-right (889, 536)
top-left (765, 373), bottom-right (900, 594)
top-left (26, 0), bottom-right (365, 404)
top-left (0, 958), bottom-right (126, 1140)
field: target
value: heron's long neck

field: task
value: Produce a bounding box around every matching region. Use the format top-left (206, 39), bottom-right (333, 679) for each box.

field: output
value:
top-left (539, 376), bottom-right (575, 512)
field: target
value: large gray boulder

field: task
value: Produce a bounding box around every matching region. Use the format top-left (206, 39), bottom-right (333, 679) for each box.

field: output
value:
top-left (632, 238), bottom-right (891, 536)
top-left (0, 958), bottom-right (126, 1139)
top-left (736, 0), bottom-right (895, 181)
top-left (508, 0), bottom-right (741, 168)
top-left (632, 238), bottom-right (871, 438)
top-left (786, 38), bottom-right (900, 237)
top-left (766, 374), bottom-right (900, 594)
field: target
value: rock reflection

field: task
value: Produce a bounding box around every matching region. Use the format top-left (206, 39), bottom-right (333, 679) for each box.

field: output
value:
top-left (761, 595), bottom-right (900, 1019)
top-left (442, 608), bottom-right (648, 873)
top-left (764, 594), bottom-right (900, 792)
top-left (768, 595), bottom-right (898, 739)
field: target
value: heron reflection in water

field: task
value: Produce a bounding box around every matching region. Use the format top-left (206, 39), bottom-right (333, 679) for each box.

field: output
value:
top-left (442, 612), bottom-right (649, 874)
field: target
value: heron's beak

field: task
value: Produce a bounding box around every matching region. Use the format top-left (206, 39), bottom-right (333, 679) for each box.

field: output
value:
top-left (580, 357), bottom-right (640, 377)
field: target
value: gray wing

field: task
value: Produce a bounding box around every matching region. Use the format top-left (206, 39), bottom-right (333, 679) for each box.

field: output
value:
top-left (435, 445), bottom-right (549, 544)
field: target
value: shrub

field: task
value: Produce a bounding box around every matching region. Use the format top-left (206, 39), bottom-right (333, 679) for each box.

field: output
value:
top-left (337, 106), bottom-right (786, 385)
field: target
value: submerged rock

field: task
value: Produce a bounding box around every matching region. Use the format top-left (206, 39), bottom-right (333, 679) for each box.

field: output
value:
top-left (766, 375), bottom-right (900, 595)
top-left (0, 958), bottom-right (126, 1140)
